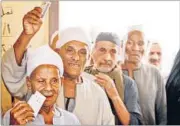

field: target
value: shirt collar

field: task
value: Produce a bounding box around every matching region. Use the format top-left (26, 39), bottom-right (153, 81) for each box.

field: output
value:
top-left (30, 105), bottom-right (64, 125)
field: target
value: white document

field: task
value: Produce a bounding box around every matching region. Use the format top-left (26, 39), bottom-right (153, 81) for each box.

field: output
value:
top-left (41, 1), bottom-right (51, 19)
top-left (28, 91), bottom-right (46, 117)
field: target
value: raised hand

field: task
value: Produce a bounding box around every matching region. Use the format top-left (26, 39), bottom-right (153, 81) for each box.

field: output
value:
top-left (23, 7), bottom-right (42, 35)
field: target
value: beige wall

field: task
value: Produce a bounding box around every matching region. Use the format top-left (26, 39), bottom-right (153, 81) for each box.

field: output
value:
top-left (49, 0), bottom-right (59, 43)
top-left (1, 1), bottom-right (49, 55)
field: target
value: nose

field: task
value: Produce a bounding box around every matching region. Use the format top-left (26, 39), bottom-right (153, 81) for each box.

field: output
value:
top-left (73, 52), bottom-right (80, 61)
top-left (45, 83), bottom-right (53, 91)
top-left (151, 53), bottom-right (159, 60)
top-left (132, 44), bottom-right (139, 51)
top-left (104, 53), bottom-right (111, 61)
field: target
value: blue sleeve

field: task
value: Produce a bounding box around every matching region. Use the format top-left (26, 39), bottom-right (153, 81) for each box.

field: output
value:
top-left (124, 76), bottom-right (143, 125)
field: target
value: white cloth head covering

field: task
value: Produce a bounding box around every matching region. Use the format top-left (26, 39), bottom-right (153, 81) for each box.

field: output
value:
top-left (56, 27), bottom-right (91, 49)
top-left (123, 24), bottom-right (147, 45)
top-left (145, 39), bottom-right (162, 64)
top-left (27, 45), bottom-right (64, 77)
top-left (146, 39), bottom-right (162, 54)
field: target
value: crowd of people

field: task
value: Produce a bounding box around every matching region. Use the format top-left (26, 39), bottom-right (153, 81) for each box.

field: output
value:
top-left (1, 7), bottom-right (180, 125)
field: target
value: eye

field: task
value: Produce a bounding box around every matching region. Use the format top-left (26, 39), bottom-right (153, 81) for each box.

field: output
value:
top-left (38, 79), bottom-right (45, 84)
top-left (99, 48), bottom-right (106, 53)
top-left (79, 49), bottom-right (87, 55)
top-left (157, 52), bottom-right (161, 56)
top-left (150, 52), bottom-right (154, 55)
top-left (66, 46), bottom-right (75, 54)
top-left (127, 40), bottom-right (132, 45)
top-left (51, 78), bottom-right (58, 85)
top-left (138, 41), bottom-right (144, 46)
top-left (110, 49), bottom-right (117, 54)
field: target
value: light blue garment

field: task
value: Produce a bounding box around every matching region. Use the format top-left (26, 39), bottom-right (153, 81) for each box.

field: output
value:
top-left (3, 106), bottom-right (80, 125)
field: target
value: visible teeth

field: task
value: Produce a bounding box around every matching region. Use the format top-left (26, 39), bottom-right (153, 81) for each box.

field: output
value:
top-left (69, 63), bottom-right (79, 67)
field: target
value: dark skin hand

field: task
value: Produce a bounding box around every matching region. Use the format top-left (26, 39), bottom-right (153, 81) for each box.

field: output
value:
top-left (95, 73), bottom-right (130, 125)
top-left (13, 7), bottom-right (43, 66)
top-left (10, 101), bottom-right (35, 125)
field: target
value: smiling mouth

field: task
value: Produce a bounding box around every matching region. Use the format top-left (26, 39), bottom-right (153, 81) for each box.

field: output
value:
top-left (100, 64), bottom-right (111, 67)
top-left (69, 63), bottom-right (80, 67)
top-left (45, 96), bottom-right (53, 100)
top-left (151, 61), bottom-right (159, 64)
top-left (131, 54), bottom-right (140, 56)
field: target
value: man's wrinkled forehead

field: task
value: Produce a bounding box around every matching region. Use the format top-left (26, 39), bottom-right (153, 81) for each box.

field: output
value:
top-left (61, 40), bottom-right (89, 51)
top-left (30, 64), bottom-right (60, 79)
top-left (150, 43), bottom-right (162, 51)
top-left (95, 41), bottom-right (119, 50)
top-left (128, 30), bottom-right (144, 40)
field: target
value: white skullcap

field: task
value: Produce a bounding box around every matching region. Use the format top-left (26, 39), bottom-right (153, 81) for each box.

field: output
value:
top-left (145, 39), bottom-right (162, 58)
top-left (128, 24), bottom-right (144, 33)
top-left (122, 24), bottom-right (147, 43)
top-left (56, 27), bottom-right (91, 49)
top-left (26, 45), bottom-right (64, 77)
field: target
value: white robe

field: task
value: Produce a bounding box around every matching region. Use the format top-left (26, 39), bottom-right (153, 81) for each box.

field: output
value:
top-left (57, 72), bottom-right (114, 125)
top-left (3, 106), bottom-right (80, 125)
top-left (1, 48), bottom-right (114, 125)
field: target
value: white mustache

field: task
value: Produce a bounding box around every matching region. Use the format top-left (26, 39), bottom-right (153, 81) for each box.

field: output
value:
top-left (150, 59), bottom-right (159, 63)
top-left (100, 61), bottom-right (112, 66)
top-left (41, 90), bottom-right (53, 97)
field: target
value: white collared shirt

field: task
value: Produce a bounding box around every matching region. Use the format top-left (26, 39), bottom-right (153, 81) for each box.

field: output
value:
top-left (3, 106), bottom-right (80, 125)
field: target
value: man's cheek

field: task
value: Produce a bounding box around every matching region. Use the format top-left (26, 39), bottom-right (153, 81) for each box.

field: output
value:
top-left (82, 60), bottom-right (87, 68)
top-left (65, 54), bottom-right (73, 60)
top-left (33, 84), bottom-right (45, 92)
top-left (53, 85), bottom-right (59, 94)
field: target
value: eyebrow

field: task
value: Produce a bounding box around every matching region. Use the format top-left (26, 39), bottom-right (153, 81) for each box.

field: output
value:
top-left (34, 76), bottom-right (59, 81)
top-left (65, 45), bottom-right (74, 49)
top-left (128, 39), bottom-right (144, 43)
top-left (66, 45), bottom-right (88, 51)
top-left (34, 76), bottom-right (46, 80)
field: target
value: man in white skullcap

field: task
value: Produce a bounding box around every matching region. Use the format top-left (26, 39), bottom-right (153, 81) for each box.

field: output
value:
top-left (2, 7), bottom-right (114, 125)
top-left (121, 25), bottom-right (167, 125)
top-left (54, 27), bottom-right (114, 125)
top-left (146, 40), bottom-right (168, 83)
top-left (147, 40), bottom-right (162, 69)
top-left (3, 45), bottom-right (80, 125)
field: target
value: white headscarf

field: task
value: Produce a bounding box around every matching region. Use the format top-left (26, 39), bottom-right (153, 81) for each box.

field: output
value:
top-left (26, 45), bottom-right (64, 77)
top-left (56, 27), bottom-right (91, 49)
